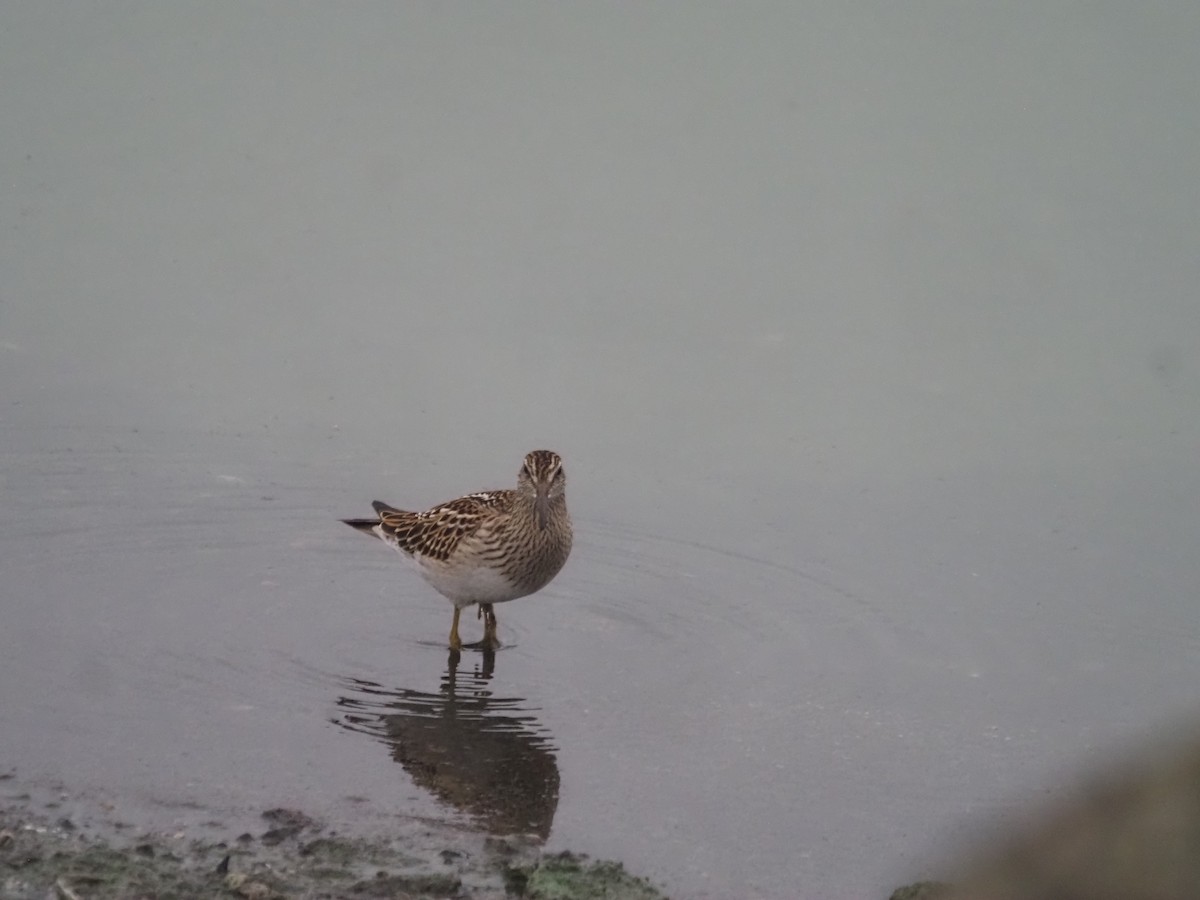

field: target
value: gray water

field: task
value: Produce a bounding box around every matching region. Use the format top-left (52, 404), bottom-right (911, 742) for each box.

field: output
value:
top-left (3, 5), bottom-right (1200, 898)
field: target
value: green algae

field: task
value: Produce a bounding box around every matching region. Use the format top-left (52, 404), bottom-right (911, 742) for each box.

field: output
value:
top-left (1, 839), bottom-right (222, 900)
top-left (505, 851), bottom-right (668, 900)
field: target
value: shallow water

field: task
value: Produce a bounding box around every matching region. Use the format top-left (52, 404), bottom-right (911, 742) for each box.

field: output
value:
top-left (3, 424), bottom-right (1199, 897)
top-left (3, 5), bottom-right (1200, 898)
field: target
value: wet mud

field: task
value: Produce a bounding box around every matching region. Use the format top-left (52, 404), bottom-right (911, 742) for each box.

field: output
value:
top-left (0, 772), bottom-right (665, 900)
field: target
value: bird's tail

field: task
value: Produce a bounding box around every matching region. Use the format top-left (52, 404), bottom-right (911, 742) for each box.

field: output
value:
top-left (341, 518), bottom-right (380, 536)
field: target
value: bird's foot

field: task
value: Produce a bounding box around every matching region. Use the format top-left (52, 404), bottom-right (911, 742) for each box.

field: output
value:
top-left (462, 604), bottom-right (499, 649)
top-left (463, 635), bottom-right (501, 651)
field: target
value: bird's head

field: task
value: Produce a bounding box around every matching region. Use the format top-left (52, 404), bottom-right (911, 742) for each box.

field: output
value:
top-left (517, 450), bottom-right (566, 529)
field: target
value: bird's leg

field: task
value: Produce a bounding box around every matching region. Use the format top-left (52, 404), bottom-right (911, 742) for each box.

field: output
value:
top-left (449, 607), bottom-right (463, 651)
top-left (462, 604), bottom-right (500, 650)
top-left (481, 603), bottom-right (500, 649)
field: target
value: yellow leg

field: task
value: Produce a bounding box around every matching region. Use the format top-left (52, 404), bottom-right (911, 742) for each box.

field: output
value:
top-left (449, 607), bottom-right (463, 651)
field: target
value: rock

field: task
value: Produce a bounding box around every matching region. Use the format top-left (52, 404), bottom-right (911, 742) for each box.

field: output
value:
top-left (940, 725), bottom-right (1200, 900)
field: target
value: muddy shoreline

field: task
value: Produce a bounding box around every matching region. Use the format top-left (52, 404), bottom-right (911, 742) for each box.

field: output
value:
top-left (0, 772), bottom-right (665, 900)
top-left (12, 724), bottom-right (1200, 899)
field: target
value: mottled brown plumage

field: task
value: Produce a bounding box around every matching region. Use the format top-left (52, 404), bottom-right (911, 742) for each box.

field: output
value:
top-left (342, 450), bottom-right (572, 650)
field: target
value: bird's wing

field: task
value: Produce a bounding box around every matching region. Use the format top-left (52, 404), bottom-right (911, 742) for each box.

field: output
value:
top-left (372, 491), bottom-right (511, 561)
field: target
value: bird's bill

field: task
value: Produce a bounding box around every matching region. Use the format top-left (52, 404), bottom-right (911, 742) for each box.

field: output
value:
top-left (534, 489), bottom-right (551, 529)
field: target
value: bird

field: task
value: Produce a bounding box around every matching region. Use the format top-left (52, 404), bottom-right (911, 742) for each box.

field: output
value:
top-left (341, 450), bottom-right (573, 651)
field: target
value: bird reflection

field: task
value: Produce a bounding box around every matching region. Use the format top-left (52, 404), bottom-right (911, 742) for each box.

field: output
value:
top-left (336, 649), bottom-right (559, 841)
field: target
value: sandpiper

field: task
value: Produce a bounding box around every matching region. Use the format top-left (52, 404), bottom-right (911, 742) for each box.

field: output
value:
top-left (342, 450), bottom-right (573, 650)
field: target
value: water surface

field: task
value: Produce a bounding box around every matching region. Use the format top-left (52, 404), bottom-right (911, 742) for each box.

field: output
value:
top-left (3, 5), bottom-right (1200, 898)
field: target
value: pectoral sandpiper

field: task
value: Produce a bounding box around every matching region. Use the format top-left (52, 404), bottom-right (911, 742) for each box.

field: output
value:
top-left (342, 450), bottom-right (573, 651)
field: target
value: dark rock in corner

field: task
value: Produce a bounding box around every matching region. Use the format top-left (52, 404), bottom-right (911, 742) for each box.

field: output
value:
top-left (921, 724), bottom-right (1200, 900)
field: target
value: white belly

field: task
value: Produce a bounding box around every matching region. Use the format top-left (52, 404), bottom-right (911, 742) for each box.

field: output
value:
top-left (407, 554), bottom-right (523, 607)
top-left (374, 522), bottom-right (527, 607)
